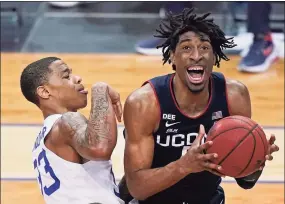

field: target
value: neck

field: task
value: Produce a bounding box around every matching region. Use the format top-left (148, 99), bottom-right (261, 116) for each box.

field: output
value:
top-left (173, 74), bottom-right (210, 115)
top-left (40, 102), bottom-right (76, 119)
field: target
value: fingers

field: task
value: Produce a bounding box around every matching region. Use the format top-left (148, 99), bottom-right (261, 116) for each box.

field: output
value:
top-left (268, 134), bottom-right (276, 145)
top-left (198, 152), bottom-right (218, 161)
top-left (259, 165), bottom-right (265, 171)
top-left (201, 159), bottom-right (221, 170)
top-left (113, 105), bottom-right (120, 122)
top-left (113, 102), bottom-right (122, 122)
top-left (196, 151), bottom-right (225, 177)
top-left (195, 140), bottom-right (213, 153)
top-left (264, 143), bottom-right (279, 161)
top-left (202, 162), bottom-right (224, 176)
top-left (199, 124), bottom-right (206, 136)
top-left (193, 124), bottom-right (207, 146)
top-left (265, 155), bottom-right (273, 161)
top-left (207, 169), bottom-right (226, 178)
top-left (107, 86), bottom-right (121, 104)
top-left (263, 134), bottom-right (279, 163)
top-left (264, 141), bottom-right (279, 162)
top-left (197, 154), bottom-right (225, 177)
top-left (269, 144), bottom-right (279, 154)
top-left (196, 125), bottom-right (206, 143)
top-left (116, 101), bottom-right (123, 122)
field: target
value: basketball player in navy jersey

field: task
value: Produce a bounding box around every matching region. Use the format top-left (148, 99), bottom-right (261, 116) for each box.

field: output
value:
top-left (119, 8), bottom-right (279, 204)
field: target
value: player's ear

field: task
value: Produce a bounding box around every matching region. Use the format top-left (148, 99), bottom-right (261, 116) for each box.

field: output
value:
top-left (170, 51), bottom-right (174, 65)
top-left (170, 51), bottom-right (176, 70)
top-left (213, 54), bottom-right (216, 65)
top-left (36, 85), bottom-right (50, 100)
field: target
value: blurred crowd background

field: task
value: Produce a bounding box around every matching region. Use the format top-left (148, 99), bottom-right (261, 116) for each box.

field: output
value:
top-left (1, 1), bottom-right (284, 73)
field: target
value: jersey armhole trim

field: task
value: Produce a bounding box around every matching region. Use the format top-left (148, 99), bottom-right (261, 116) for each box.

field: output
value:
top-left (145, 80), bottom-right (162, 133)
top-left (224, 77), bottom-right (232, 116)
top-left (43, 116), bottom-right (62, 144)
top-left (41, 116), bottom-right (85, 166)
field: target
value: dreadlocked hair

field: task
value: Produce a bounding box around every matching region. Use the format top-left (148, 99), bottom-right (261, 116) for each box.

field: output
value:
top-left (155, 8), bottom-right (237, 69)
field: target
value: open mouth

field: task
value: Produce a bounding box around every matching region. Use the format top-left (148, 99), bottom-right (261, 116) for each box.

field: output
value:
top-left (186, 66), bottom-right (205, 84)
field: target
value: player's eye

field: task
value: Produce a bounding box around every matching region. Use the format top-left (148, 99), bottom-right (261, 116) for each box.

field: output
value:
top-left (183, 46), bottom-right (191, 50)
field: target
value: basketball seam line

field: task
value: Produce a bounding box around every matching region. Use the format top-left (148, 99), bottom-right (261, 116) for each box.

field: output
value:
top-left (228, 116), bottom-right (267, 159)
top-left (227, 116), bottom-right (256, 127)
top-left (209, 127), bottom-right (251, 141)
top-left (217, 124), bottom-right (259, 166)
top-left (237, 130), bottom-right (257, 177)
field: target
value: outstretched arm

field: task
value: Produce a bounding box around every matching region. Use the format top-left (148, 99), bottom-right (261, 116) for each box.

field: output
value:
top-left (59, 82), bottom-right (122, 160)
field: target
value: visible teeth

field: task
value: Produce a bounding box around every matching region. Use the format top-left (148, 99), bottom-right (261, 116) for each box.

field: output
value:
top-left (188, 66), bottom-right (203, 71)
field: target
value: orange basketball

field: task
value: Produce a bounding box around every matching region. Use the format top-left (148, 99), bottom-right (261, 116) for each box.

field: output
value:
top-left (206, 115), bottom-right (268, 178)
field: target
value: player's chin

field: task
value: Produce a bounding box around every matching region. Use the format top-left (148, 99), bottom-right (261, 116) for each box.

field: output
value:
top-left (76, 95), bottom-right (88, 108)
top-left (187, 83), bottom-right (205, 93)
top-left (82, 99), bottom-right (88, 108)
top-left (75, 101), bottom-right (88, 110)
top-left (81, 97), bottom-right (88, 108)
top-left (186, 77), bottom-right (205, 92)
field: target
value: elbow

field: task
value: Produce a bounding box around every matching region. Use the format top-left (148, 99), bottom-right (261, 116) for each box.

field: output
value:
top-left (128, 188), bottom-right (148, 201)
top-left (126, 177), bottom-right (149, 201)
top-left (88, 147), bottom-right (112, 160)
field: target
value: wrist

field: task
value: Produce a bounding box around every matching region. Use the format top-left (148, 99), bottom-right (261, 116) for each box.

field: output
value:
top-left (173, 158), bottom-right (192, 177)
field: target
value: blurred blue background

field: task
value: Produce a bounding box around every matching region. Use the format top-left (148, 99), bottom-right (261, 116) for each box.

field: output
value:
top-left (1, 1), bottom-right (284, 55)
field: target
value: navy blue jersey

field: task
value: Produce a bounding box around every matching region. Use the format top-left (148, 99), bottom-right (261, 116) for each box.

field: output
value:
top-left (137, 72), bottom-right (230, 204)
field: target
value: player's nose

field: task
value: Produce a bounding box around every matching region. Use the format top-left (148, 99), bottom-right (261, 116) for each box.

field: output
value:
top-left (189, 48), bottom-right (203, 62)
top-left (73, 75), bottom-right (82, 84)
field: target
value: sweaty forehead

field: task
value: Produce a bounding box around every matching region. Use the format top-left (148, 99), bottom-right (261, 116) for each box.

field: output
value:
top-left (178, 31), bottom-right (210, 42)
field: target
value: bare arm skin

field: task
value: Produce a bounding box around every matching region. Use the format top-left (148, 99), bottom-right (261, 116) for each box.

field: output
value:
top-left (123, 84), bottom-right (188, 200)
top-left (123, 84), bottom-right (221, 200)
top-left (226, 79), bottom-right (262, 189)
top-left (226, 79), bottom-right (251, 118)
top-left (50, 82), bottom-right (118, 161)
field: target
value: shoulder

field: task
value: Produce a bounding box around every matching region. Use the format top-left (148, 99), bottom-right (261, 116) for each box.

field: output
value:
top-left (225, 78), bottom-right (251, 117)
top-left (125, 83), bottom-right (158, 110)
top-left (126, 73), bottom-right (172, 106)
top-left (226, 78), bottom-right (250, 98)
top-left (61, 112), bottom-right (88, 126)
top-left (49, 112), bottom-right (88, 143)
top-left (124, 83), bottom-right (160, 131)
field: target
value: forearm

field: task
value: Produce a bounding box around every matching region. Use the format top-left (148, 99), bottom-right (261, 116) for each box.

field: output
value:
top-left (235, 170), bottom-right (263, 189)
top-left (62, 83), bottom-right (117, 160)
top-left (127, 160), bottom-right (188, 200)
top-left (85, 83), bottom-right (117, 154)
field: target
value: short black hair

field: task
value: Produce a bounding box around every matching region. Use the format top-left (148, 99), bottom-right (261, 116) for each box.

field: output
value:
top-left (20, 57), bottom-right (60, 105)
top-left (155, 8), bottom-right (237, 69)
